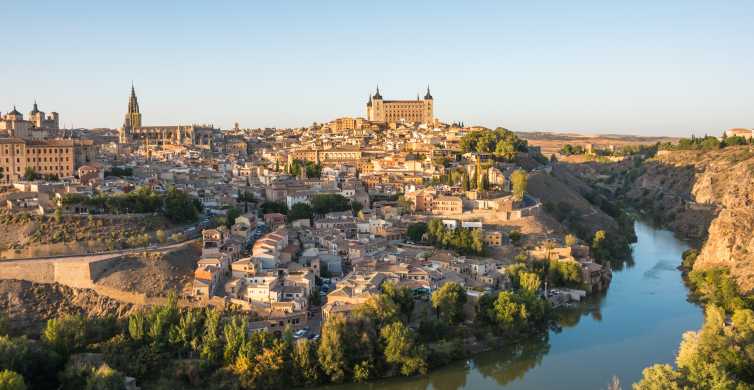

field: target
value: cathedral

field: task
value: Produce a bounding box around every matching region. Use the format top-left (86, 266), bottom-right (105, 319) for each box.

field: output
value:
top-left (118, 85), bottom-right (215, 148)
top-left (366, 86), bottom-right (434, 124)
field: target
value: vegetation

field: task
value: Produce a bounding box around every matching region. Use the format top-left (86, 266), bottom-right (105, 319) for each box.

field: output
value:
top-left (459, 127), bottom-right (528, 160)
top-left (510, 169), bottom-right (528, 201)
top-left (406, 222), bottom-right (427, 242)
top-left (260, 201), bottom-right (288, 215)
top-left (431, 282), bottom-right (467, 325)
top-left (62, 186), bottom-right (201, 223)
top-left (559, 144), bottom-right (586, 155)
top-left (634, 305), bottom-right (754, 389)
top-left (310, 194), bottom-right (351, 215)
top-left (288, 203), bottom-right (313, 221)
top-left (687, 268), bottom-right (751, 314)
top-left (0, 370), bottom-right (26, 390)
top-left (658, 134), bottom-right (753, 151)
top-left (425, 219), bottom-right (485, 256)
top-left (288, 160), bottom-right (322, 178)
top-left (104, 167), bottom-right (133, 177)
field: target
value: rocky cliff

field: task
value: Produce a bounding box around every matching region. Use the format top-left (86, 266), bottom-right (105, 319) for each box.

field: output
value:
top-left (627, 146), bottom-right (754, 292)
top-left (0, 279), bottom-right (138, 336)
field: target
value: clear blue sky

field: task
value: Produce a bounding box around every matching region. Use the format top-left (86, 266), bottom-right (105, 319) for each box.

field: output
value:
top-left (3, 1), bottom-right (753, 136)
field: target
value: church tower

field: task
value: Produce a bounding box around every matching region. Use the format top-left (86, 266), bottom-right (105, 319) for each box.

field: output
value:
top-left (120, 84), bottom-right (142, 143)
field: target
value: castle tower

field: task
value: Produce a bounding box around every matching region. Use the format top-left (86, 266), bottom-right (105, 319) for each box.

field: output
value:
top-left (423, 85), bottom-right (434, 124)
top-left (367, 85), bottom-right (385, 122)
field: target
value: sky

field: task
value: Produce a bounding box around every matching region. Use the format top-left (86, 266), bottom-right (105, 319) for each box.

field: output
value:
top-left (2, 0), bottom-right (753, 136)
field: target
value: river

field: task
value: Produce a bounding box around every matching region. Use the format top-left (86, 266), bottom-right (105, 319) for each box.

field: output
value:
top-left (328, 221), bottom-right (703, 390)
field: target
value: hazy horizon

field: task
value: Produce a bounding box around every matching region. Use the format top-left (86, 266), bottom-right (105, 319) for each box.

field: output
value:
top-left (3, 1), bottom-right (753, 136)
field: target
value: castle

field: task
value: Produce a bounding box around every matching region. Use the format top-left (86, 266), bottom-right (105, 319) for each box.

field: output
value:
top-left (118, 85), bottom-right (215, 148)
top-left (366, 86), bottom-right (434, 124)
top-left (0, 102), bottom-right (59, 140)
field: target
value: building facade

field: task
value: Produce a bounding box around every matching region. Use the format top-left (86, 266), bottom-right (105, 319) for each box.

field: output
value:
top-left (118, 85), bottom-right (215, 147)
top-left (0, 138), bottom-right (96, 183)
top-left (0, 103), bottom-right (60, 140)
top-left (366, 86), bottom-right (433, 124)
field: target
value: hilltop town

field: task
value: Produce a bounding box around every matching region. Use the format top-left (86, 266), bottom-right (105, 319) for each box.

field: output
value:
top-left (0, 86), bottom-right (751, 389)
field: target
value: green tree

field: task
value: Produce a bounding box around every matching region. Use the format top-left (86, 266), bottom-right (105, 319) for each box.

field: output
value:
top-left (633, 364), bottom-right (685, 390)
top-left (128, 311), bottom-right (146, 343)
top-left (382, 281), bottom-right (415, 322)
top-left (223, 315), bottom-right (248, 365)
top-left (491, 291), bottom-right (529, 334)
top-left (318, 315), bottom-right (348, 383)
top-left (431, 282), bottom-right (467, 325)
top-left (42, 314), bottom-right (87, 357)
top-left (519, 272), bottom-right (541, 296)
top-left (288, 203), bottom-right (313, 221)
top-left (310, 194), bottom-right (351, 215)
top-left (380, 322), bottom-right (428, 376)
top-left (169, 309), bottom-right (204, 357)
top-left (564, 234), bottom-right (577, 247)
top-left (163, 187), bottom-right (199, 223)
top-left (510, 169), bottom-right (528, 201)
top-left (0, 370), bottom-right (26, 390)
top-left (591, 230), bottom-right (609, 262)
top-left (225, 207), bottom-right (241, 228)
top-left (200, 308), bottom-right (222, 364)
top-left (155, 229), bottom-right (166, 244)
top-left (291, 339), bottom-right (321, 387)
top-left (260, 201), bottom-right (288, 215)
top-left (84, 364), bottom-right (125, 390)
top-left (22, 168), bottom-right (40, 182)
top-left (406, 222), bottom-right (427, 242)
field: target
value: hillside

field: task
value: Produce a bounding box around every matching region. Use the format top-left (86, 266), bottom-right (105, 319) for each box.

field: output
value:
top-left (626, 146), bottom-right (754, 292)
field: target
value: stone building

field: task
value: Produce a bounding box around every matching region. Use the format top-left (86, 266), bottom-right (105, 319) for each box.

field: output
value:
top-left (0, 102), bottom-right (59, 139)
top-left (118, 85), bottom-right (215, 148)
top-left (0, 138), bottom-right (96, 183)
top-left (366, 86), bottom-right (434, 124)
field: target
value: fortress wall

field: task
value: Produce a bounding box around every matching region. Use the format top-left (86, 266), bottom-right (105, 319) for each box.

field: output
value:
top-left (0, 261), bottom-right (55, 283)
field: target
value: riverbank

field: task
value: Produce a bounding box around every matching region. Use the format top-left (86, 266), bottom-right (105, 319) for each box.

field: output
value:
top-left (325, 221), bottom-right (703, 389)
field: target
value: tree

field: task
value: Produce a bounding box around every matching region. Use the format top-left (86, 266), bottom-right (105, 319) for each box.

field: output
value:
top-left (351, 201), bottom-right (363, 216)
top-left (382, 281), bottom-right (415, 322)
top-left (223, 316), bottom-right (248, 365)
top-left (288, 203), bottom-right (313, 221)
top-left (510, 169), bottom-right (528, 201)
top-left (359, 294), bottom-right (399, 326)
top-left (519, 272), bottom-right (541, 296)
top-left (591, 230), bottom-right (609, 262)
top-left (260, 201), bottom-right (288, 215)
top-left (564, 234), bottom-right (577, 247)
top-left (431, 282), bottom-right (467, 325)
top-left (318, 315), bottom-right (348, 383)
top-left (406, 222), bottom-right (427, 242)
top-left (22, 168), bottom-right (40, 182)
top-left (163, 187), bottom-right (199, 223)
top-left (200, 308), bottom-right (222, 364)
top-left (310, 194), bottom-right (350, 215)
top-left (291, 339), bottom-right (321, 387)
top-left (169, 309), bottom-right (204, 357)
top-left (491, 291), bottom-right (529, 334)
top-left (84, 364), bottom-right (125, 390)
top-left (380, 322), bottom-right (428, 376)
top-left (0, 370), bottom-right (26, 390)
top-left (43, 314), bottom-right (87, 357)
top-left (634, 364), bottom-right (685, 390)
top-left (225, 207), bottom-right (241, 228)
top-left (155, 229), bottom-right (166, 244)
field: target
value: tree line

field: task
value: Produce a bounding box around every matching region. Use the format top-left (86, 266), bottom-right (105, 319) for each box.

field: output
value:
top-left (62, 186), bottom-right (202, 224)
